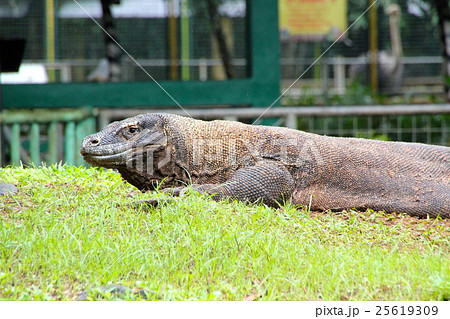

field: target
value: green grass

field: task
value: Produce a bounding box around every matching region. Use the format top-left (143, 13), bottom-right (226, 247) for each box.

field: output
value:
top-left (0, 165), bottom-right (449, 301)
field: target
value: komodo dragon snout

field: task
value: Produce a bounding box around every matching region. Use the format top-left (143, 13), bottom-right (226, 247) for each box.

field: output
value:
top-left (80, 113), bottom-right (450, 218)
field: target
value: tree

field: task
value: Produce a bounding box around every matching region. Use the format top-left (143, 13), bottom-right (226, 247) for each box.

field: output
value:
top-left (100, 0), bottom-right (121, 82)
top-left (434, 0), bottom-right (450, 101)
top-left (205, 0), bottom-right (235, 79)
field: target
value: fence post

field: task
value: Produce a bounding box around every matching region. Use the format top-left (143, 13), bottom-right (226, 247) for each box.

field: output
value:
top-left (10, 124), bottom-right (21, 166)
top-left (334, 56), bottom-right (346, 95)
top-left (286, 114), bottom-right (297, 129)
top-left (30, 123), bottom-right (40, 165)
top-left (75, 119), bottom-right (89, 166)
top-left (65, 121), bottom-right (75, 165)
top-left (47, 122), bottom-right (58, 163)
top-left (0, 125), bottom-right (2, 166)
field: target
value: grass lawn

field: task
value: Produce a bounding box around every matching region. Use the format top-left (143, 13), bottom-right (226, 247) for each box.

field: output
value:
top-left (0, 165), bottom-right (448, 301)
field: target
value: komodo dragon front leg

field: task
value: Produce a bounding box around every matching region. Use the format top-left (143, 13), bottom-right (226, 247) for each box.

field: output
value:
top-left (143, 162), bottom-right (296, 208)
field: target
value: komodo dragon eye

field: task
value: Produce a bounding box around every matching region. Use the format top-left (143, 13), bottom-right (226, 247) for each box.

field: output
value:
top-left (122, 125), bottom-right (140, 138)
top-left (128, 126), bottom-right (139, 134)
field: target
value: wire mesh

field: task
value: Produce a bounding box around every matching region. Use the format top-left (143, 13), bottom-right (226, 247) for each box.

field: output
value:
top-left (0, 0), bottom-right (248, 83)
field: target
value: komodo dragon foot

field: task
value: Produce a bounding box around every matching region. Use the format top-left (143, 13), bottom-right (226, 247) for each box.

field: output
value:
top-left (133, 186), bottom-right (200, 208)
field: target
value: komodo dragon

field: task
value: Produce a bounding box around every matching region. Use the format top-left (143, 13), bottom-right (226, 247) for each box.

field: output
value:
top-left (80, 113), bottom-right (450, 218)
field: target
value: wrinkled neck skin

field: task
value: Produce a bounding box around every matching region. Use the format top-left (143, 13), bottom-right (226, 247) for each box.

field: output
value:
top-left (114, 131), bottom-right (190, 192)
top-left (116, 146), bottom-right (186, 191)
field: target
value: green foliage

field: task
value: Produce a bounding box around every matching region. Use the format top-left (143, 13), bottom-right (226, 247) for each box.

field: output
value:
top-left (0, 165), bottom-right (448, 300)
top-left (329, 81), bottom-right (376, 106)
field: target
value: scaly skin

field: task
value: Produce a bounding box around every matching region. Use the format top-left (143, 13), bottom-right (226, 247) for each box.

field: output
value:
top-left (80, 113), bottom-right (450, 218)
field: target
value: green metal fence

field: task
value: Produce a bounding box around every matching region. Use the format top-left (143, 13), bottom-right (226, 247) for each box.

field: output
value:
top-left (0, 108), bottom-right (96, 167)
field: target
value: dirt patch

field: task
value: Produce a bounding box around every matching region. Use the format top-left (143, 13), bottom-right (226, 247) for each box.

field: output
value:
top-left (309, 210), bottom-right (449, 236)
top-left (304, 210), bottom-right (450, 251)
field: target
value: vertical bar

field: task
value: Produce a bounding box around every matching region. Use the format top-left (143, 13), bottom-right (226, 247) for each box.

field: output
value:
top-left (247, 0), bottom-right (280, 105)
top-left (426, 115), bottom-right (431, 144)
top-left (45, 0), bottom-right (56, 82)
top-left (313, 42), bottom-right (322, 81)
top-left (180, 0), bottom-right (190, 80)
top-left (75, 119), bottom-right (88, 166)
top-left (86, 115), bottom-right (97, 135)
top-left (338, 117), bottom-right (343, 137)
top-left (411, 115), bottom-right (417, 142)
top-left (321, 58), bottom-right (329, 99)
top-left (324, 117), bottom-right (329, 136)
top-left (82, 115), bottom-right (97, 167)
top-left (286, 114), bottom-right (297, 130)
top-left (199, 58), bottom-right (208, 81)
top-left (441, 115), bottom-right (447, 146)
top-left (30, 123), bottom-right (40, 165)
top-left (334, 56), bottom-right (346, 95)
top-left (169, 0), bottom-right (179, 80)
top-left (321, 58), bottom-right (330, 101)
top-left (308, 117), bottom-right (314, 132)
top-left (352, 116), bottom-right (358, 137)
top-left (0, 55), bottom-right (4, 166)
top-left (57, 123), bottom-right (64, 162)
top-left (10, 124), bottom-right (21, 166)
top-left (0, 124), bottom-right (2, 166)
top-left (65, 121), bottom-right (75, 165)
top-left (99, 111), bottom-right (110, 131)
top-left (369, 0), bottom-right (378, 93)
top-left (396, 116), bottom-right (401, 141)
top-left (381, 115), bottom-right (387, 137)
top-left (48, 121), bottom-right (58, 163)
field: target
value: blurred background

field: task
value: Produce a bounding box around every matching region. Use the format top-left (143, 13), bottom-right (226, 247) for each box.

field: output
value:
top-left (1, 1), bottom-right (446, 94)
top-left (1, 0), bottom-right (450, 166)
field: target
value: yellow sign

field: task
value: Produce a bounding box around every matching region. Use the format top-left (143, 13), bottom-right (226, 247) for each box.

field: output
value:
top-left (279, 0), bottom-right (348, 41)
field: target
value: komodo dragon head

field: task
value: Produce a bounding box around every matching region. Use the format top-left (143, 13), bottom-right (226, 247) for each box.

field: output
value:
top-left (80, 114), bottom-right (175, 190)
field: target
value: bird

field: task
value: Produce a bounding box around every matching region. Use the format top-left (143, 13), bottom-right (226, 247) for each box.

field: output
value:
top-left (350, 4), bottom-right (403, 93)
top-left (87, 58), bottom-right (110, 82)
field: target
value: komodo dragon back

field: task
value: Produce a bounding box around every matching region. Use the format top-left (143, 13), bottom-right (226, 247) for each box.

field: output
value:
top-left (80, 113), bottom-right (450, 218)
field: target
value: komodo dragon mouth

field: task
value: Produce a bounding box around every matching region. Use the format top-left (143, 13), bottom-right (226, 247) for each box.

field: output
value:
top-left (81, 144), bottom-right (164, 167)
top-left (81, 149), bottom-right (131, 166)
top-left (80, 142), bottom-right (131, 165)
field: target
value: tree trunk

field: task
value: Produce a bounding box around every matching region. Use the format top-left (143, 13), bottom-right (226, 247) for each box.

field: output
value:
top-left (436, 0), bottom-right (450, 101)
top-left (100, 0), bottom-right (121, 82)
top-left (206, 0), bottom-right (235, 79)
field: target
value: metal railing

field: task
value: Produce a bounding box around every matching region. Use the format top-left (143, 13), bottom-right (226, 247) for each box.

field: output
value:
top-left (281, 56), bottom-right (445, 97)
top-left (99, 104), bottom-right (450, 146)
top-left (17, 58), bottom-right (248, 83)
top-left (21, 56), bottom-right (444, 93)
top-left (0, 108), bottom-right (96, 167)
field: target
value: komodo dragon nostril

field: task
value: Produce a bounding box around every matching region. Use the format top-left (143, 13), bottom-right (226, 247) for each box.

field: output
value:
top-left (90, 139), bottom-right (99, 146)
